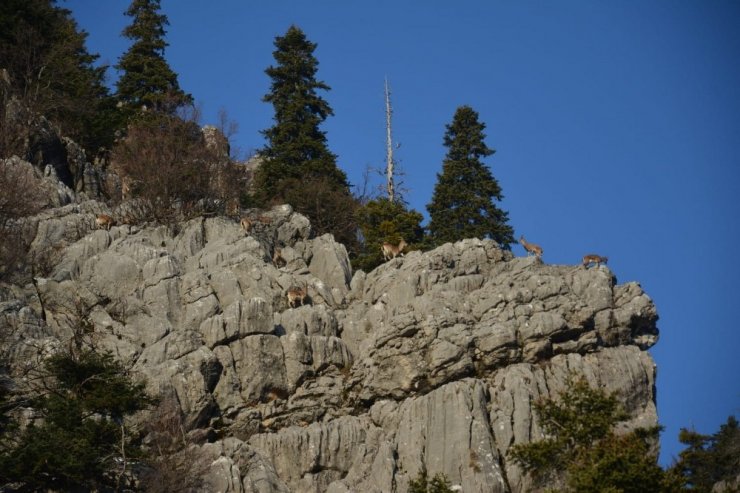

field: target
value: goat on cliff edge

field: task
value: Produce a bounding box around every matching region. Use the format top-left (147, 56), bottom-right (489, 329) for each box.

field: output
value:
top-left (583, 254), bottom-right (608, 268)
top-left (519, 235), bottom-right (543, 258)
top-left (381, 239), bottom-right (407, 261)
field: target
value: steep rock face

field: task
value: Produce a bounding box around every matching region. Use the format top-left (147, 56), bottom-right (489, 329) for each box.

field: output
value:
top-left (0, 204), bottom-right (660, 492)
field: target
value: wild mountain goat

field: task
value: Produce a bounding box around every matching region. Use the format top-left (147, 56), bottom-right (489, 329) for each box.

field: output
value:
top-left (240, 217), bottom-right (252, 234)
top-left (582, 254), bottom-right (608, 268)
top-left (519, 235), bottom-right (543, 258)
top-left (381, 239), bottom-right (407, 261)
top-left (121, 177), bottom-right (133, 201)
top-left (273, 247), bottom-right (286, 268)
top-left (287, 285), bottom-right (308, 308)
top-left (96, 214), bottom-right (115, 231)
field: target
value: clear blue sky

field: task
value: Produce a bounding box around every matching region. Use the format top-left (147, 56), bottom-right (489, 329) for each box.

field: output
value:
top-left (63, 0), bottom-right (740, 466)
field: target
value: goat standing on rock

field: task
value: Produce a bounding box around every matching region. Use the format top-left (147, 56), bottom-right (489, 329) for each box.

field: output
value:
top-left (287, 285), bottom-right (308, 308)
top-left (519, 235), bottom-right (543, 258)
top-left (273, 247), bottom-right (287, 268)
top-left (381, 239), bottom-right (407, 261)
top-left (240, 217), bottom-right (252, 234)
top-left (96, 214), bottom-right (115, 231)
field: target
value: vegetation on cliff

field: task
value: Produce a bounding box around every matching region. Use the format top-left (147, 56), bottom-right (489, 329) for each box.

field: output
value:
top-left (509, 378), bottom-right (684, 492)
top-left (116, 0), bottom-right (192, 117)
top-left (427, 105), bottom-right (515, 250)
top-left (0, 0), bottom-right (118, 156)
top-left (0, 349), bottom-right (152, 490)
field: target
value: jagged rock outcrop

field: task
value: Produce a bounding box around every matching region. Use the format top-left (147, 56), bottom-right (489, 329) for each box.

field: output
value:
top-left (0, 203), bottom-right (660, 492)
top-left (202, 125), bottom-right (231, 160)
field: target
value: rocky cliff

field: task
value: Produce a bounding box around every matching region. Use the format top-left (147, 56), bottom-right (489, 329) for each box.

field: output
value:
top-left (0, 182), bottom-right (659, 492)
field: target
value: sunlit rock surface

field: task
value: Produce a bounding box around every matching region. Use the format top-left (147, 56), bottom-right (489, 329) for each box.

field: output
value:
top-left (0, 203), bottom-right (659, 492)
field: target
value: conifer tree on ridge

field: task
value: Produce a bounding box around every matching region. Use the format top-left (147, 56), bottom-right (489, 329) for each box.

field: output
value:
top-left (116, 0), bottom-right (192, 116)
top-left (256, 25), bottom-right (349, 204)
top-left (427, 105), bottom-right (514, 248)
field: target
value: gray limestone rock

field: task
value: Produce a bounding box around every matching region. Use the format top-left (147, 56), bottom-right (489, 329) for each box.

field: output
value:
top-left (248, 417), bottom-right (381, 493)
top-left (308, 234), bottom-right (352, 302)
top-left (0, 204), bottom-right (663, 493)
top-left (197, 438), bottom-right (290, 493)
top-left (393, 379), bottom-right (507, 493)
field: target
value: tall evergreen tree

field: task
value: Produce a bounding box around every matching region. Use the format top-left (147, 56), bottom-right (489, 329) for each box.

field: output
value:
top-left (116, 0), bottom-right (191, 116)
top-left (255, 26), bottom-right (357, 249)
top-left (256, 25), bottom-right (349, 204)
top-left (426, 106), bottom-right (514, 248)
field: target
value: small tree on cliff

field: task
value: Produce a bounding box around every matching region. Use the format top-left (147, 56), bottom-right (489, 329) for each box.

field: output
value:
top-left (408, 468), bottom-right (455, 493)
top-left (426, 105), bottom-right (514, 249)
top-left (0, 348), bottom-right (152, 490)
top-left (508, 377), bottom-right (680, 492)
top-left (116, 0), bottom-right (192, 116)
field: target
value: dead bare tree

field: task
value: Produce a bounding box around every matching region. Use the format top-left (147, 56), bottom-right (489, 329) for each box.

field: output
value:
top-left (381, 78), bottom-right (410, 204)
top-left (385, 77), bottom-right (396, 203)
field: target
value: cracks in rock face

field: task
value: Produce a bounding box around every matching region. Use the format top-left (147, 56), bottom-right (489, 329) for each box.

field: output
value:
top-left (30, 277), bottom-right (47, 322)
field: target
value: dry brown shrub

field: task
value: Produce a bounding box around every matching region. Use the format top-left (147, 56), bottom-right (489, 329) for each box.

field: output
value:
top-left (111, 106), bottom-right (250, 223)
top-left (139, 395), bottom-right (208, 493)
top-left (0, 75), bottom-right (28, 160)
top-left (209, 159), bottom-right (248, 214)
top-left (0, 158), bottom-right (45, 281)
top-left (111, 109), bottom-right (214, 223)
top-left (0, 158), bottom-right (45, 226)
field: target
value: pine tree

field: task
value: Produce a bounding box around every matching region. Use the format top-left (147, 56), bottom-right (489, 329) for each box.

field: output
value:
top-left (508, 378), bottom-right (680, 493)
top-left (116, 0), bottom-right (192, 116)
top-left (256, 25), bottom-right (349, 204)
top-left (0, 349), bottom-right (152, 490)
top-left (255, 26), bottom-right (357, 249)
top-left (670, 415), bottom-right (740, 492)
top-left (426, 106), bottom-right (514, 248)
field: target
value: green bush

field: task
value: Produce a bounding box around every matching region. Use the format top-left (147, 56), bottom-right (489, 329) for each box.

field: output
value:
top-left (0, 349), bottom-right (152, 490)
top-left (354, 197), bottom-right (424, 271)
top-left (508, 377), bottom-right (678, 493)
top-left (408, 467), bottom-right (456, 493)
